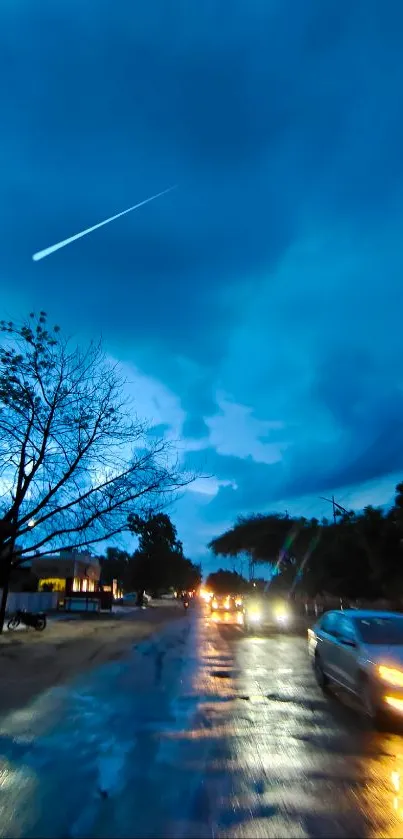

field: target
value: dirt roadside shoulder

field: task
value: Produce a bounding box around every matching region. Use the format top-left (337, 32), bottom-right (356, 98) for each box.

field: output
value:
top-left (0, 606), bottom-right (185, 716)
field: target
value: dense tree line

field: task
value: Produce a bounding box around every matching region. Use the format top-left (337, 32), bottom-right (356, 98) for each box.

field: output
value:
top-left (101, 512), bottom-right (201, 596)
top-left (209, 482), bottom-right (403, 600)
top-left (205, 569), bottom-right (248, 594)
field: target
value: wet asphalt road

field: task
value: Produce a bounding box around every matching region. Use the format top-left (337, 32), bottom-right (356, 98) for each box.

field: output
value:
top-left (2, 607), bottom-right (403, 837)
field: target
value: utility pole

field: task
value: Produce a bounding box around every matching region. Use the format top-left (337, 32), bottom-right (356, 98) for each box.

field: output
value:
top-left (319, 495), bottom-right (349, 524)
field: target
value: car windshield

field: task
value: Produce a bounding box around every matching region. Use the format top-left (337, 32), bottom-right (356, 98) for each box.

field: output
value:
top-left (355, 617), bottom-right (403, 645)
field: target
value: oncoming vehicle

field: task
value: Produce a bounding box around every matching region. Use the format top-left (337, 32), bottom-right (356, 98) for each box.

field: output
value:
top-left (243, 595), bottom-right (293, 634)
top-left (210, 594), bottom-right (241, 613)
top-left (308, 609), bottom-right (403, 727)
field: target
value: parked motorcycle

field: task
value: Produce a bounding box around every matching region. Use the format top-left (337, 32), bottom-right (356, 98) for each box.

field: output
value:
top-left (7, 609), bottom-right (47, 632)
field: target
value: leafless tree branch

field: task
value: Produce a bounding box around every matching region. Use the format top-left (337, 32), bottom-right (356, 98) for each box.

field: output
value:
top-left (0, 313), bottom-right (195, 566)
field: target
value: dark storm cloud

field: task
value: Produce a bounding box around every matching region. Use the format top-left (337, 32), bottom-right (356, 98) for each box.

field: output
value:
top-left (183, 447), bottom-right (287, 525)
top-left (2, 0), bottom-right (403, 557)
top-left (0, 0), bottom-right (296, 365)
top-left (147, 423), bottom-right (171, 439)
top-left (182, 417), bottom-right (209, 440)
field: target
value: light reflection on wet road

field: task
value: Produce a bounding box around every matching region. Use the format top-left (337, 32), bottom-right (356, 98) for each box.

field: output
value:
top-left (2, 608), bottom-right (403, 837)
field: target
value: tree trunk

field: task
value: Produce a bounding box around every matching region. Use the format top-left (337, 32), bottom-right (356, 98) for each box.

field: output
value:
top-left (0, 553), bottom-right (12, 633)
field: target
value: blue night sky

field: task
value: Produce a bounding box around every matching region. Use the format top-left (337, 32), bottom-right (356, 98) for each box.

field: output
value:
top-left (2, 1), bottom-right (403, 571)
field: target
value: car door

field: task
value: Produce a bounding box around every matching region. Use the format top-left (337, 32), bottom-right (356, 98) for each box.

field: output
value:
top-left (316, 611), bottom-right (341, 680)
top-left (331, 615), bottom-right (359, 692)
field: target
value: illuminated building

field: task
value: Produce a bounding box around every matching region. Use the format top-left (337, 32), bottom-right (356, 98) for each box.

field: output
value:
top-left (31, 549), bottom-right (101, 595)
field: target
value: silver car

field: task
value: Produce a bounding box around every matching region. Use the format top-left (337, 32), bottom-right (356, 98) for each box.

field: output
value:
top-left (308, 609), bottom-right (403, 727)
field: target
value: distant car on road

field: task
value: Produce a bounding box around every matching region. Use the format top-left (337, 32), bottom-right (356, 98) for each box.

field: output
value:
top-left (242, 595), bottom-right (294, 634)
top-left (120, 591), bottom-right (151, 606)
top-left (308, 609), bottom-right (403, 727)
top-left (210, 594), bottom-right (241, 613)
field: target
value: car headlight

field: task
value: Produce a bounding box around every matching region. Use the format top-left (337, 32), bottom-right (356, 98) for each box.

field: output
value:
top-left (273, 606), bottom-right (291, 623)
top-left (247, 608), bottom-right (262, 623)
top-left (378, 665), bottom-right (403, 688)
top-left (385, 696), bottom-right (403, 713)
top-left (275, 612), bottom-right (290, 623)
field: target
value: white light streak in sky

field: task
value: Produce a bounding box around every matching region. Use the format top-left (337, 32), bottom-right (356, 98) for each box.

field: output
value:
top-left (32, 185), bottom-right (177, 262)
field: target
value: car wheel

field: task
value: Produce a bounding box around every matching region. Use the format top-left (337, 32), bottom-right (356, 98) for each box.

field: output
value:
top-left (360, 675), bottom-right (387, 730)
top-left (314, 654), bottom-right (330, 691)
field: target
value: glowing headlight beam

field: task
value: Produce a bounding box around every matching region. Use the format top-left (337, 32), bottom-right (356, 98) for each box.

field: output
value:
top-left (275, 613), bottom-right (289, 622)
top-left (32, 185), bottom-right (177, 262)
top-left (379, 665), bottom-right (403, 688)
top-left (385, 696), bottom-right (403, 712)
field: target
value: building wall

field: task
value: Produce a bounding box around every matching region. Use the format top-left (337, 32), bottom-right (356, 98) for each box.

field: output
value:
top-left (0, 589), bottom-right (59, 615)
top-left (31, 550), bottom-right (101, 592)
top-left (38, 577), bottom-right (66, 592)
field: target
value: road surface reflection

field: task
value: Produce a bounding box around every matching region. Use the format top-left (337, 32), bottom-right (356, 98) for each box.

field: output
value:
top-left (3, 611), bottom-right (403, 836)
top-left (210, 609), bottom-right (244, 627)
